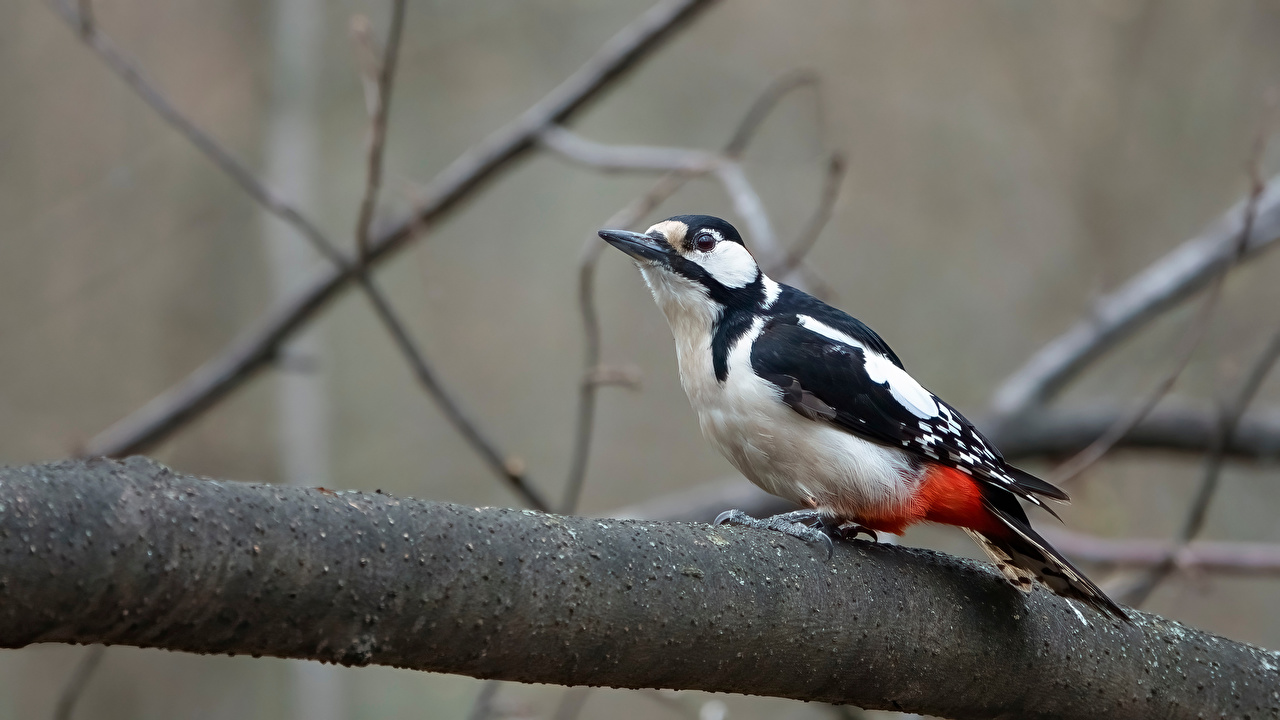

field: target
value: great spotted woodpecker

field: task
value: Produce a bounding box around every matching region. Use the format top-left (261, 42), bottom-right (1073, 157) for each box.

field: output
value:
top-left (599, 214), bottom-right (1127, 620)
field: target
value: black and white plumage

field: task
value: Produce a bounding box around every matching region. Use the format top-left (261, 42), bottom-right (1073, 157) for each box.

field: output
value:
top-left (599, 214), bottom-right (1127, 620)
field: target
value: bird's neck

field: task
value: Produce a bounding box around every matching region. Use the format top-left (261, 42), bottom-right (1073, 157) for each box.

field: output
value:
top-left (640, 266), bottom-right (722, 398)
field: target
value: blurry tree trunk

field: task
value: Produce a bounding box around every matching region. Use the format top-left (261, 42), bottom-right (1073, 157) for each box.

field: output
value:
top-left (260, 1), bottom-right (345, 719)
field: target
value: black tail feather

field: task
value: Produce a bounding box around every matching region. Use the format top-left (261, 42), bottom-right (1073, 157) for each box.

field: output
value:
top-left (978, 498), bottom-right (1129, 622)
top-left (1006, 464), bottom-right (1071, 503)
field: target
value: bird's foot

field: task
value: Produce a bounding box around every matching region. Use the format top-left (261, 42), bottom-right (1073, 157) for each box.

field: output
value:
top-left (827, 520), bottom-right (878, 543)
top-left (714, 508), bottom-right (838, 559)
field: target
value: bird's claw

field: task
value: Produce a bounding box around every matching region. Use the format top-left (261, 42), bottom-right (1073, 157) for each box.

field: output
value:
top-left (831, 521), bottom-right (877, 543)
top-left (715, 508), bottom-right (847, 560)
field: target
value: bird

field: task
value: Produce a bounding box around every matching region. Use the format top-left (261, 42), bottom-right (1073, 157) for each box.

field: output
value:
top-left (598, 214), bottom-right (1127, 620)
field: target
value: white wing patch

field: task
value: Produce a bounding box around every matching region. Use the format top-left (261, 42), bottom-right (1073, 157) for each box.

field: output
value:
top-left (689, 239), bottom-right (759, 289)
top-left (797, 315), bottom-right (940, 419)
top-left (760, 275), bottom-right (782, 309)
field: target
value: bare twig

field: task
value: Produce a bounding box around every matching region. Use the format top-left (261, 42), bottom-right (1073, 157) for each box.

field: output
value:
top-left (53, 0), bottom-right (546, 509)
top-left (81, 0), bottom-right (720, 458)
top-left (722, 69), bottom-right (821, 158)
top-left (538, 127), bottom-right (718, 172)
top-left (988, 174), bottom-right (1280, 420)
top-left (1046, 266), bottom-right (1230, 486)
top-left (559, 172), bottom-right (695, 514)
top-left (1039, 527), bottom-right (1280, 576)
top-left (774, 152), bottom-right (846, 277)
top-left (352, 1), bottom-right (407, 260)
top-left (74, 0), bottom-right (92, 36)
top-left (551, 687), bottom-right (592, 720)
top-left (466, 681), bottom-right (502, 720)
top-left (1120, 324), bottom-right (1280, 605)
top-left (52, 645), bottom-right (104, 720)
top-left (342, 1), bottom-right (547, 508)
top-left (1049, 142), bottom-right (1270, 486)
top-left (357, 276), bottom-right (548, 510)
top-left (49, 0), bottom-right (346, 267)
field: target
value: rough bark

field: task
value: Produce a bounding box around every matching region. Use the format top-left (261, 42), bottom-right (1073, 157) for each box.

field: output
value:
top-left (2, 458), bottom-right (1278, 719)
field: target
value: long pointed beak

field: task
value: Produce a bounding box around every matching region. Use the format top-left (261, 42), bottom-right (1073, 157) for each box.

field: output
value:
top-left (598, 228), bottom-right (673, 264)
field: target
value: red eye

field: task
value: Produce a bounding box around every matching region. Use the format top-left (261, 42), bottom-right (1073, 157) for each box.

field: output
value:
top-left (694, 233), bottom-right (717, 252)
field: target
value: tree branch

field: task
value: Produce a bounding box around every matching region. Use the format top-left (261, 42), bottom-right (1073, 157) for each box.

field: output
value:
top-left (50, 0), bottom-right (346, 267)
top-left (55, 0), bottom-right (547, 509)
top-left (1120, 323), bottom-right (1280, 605)
top-left (1039, 527), bottom-right (1280, 576)
top-left (3, 458), bottom-right (1277, 720)
top-left (80, 0), bottom-right (720, 458)
top-left (352, 1), bottom-right (408, 260)
top-left (987, 404), bottom-right (1280, 462)
top-left (988, 174), bottom-right (1280, 419)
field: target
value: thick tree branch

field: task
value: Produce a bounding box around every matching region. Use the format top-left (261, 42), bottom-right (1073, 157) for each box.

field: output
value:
top-left (989, 175), bottom-right (1280, 419)
top-left (3, 458), bottom-right (1278, 720)
top-left (81, 0), bottom-right (719, 458)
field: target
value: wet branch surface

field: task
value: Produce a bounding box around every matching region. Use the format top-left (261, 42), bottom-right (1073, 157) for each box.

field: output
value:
top-left (3, 458), bottom-right (1278, 720)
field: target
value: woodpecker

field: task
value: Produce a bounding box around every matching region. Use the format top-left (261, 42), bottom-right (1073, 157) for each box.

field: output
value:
top-left (599, 214), bottom-right (1127, 620)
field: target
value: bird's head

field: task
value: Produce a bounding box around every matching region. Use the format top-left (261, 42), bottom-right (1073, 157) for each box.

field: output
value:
top-left (598, 215), bottom-right (776, 317)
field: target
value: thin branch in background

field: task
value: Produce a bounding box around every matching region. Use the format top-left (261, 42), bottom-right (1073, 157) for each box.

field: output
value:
top-left (1119, 324), bottom-right (1280, 605)
top-left (48, 0), bottom-right (346, 267)
top-left (987, 174), bottom-right (1280, 421)
top-left (357, 275), bottom-right (548, 510)
top-left (75, 0), bottom-right (92, 36)
top-left (722, 69), bottom-right (821, 158)
top-left (53, 0), bottom-right (547, 510)
top-left (984, 403), bottom-right (1280, 461)
top-left (466, 681), bottom-right (502, 720)
top-left (79, 0), bottom-right (719, 458)
top-left (52, 645), bottom-right (104, 720)
top-left (1040, 526), bottom-right (1280, 576)
top-left (538, 126), bottom-right (718, 172)
top-left (1048, 161), bottom-right (1270, 487)
top-left (559, 171), bottom-right (695, 514)
top-left (551, 687), bottom-right (592, 720)
top-left (351, 1), bottom-right (407, 260)
top-left (344, 4), bottom-right (547, 509)
top-left (773, 152), bottom-right (846, 277)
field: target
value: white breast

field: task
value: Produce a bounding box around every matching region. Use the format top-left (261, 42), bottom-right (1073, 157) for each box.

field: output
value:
top-left (684, 317), bottom-right (918, 520)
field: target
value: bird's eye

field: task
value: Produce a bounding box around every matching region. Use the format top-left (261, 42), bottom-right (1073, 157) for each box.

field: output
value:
top-left (694, 233), bottom-right (717, 252)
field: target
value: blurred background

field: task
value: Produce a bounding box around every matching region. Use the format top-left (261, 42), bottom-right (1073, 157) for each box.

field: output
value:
top-left (3, 0), bottom-right (1280, 718)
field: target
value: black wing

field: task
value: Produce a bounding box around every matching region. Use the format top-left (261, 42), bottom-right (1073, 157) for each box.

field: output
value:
top-left (750, 319), bottom-right (1067, 509)
top-left (771, 287), bottom-right (906, 368)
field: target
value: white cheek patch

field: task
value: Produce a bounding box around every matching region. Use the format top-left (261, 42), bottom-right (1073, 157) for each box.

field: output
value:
top-left (690, 241), bottom-right (759, 288)
top-left (797, 315), bottom-right (940, 419)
